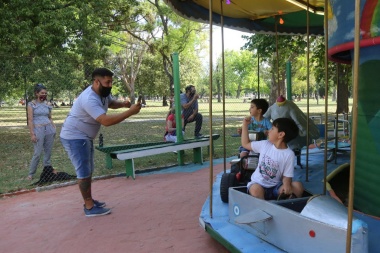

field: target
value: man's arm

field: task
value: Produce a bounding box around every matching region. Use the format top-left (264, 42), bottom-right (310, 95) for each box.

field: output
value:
top-left (181, 94), bottom-right (199, 109)
top-left (108, 99), bottom-right (131, 109)
top-left (96, 104), bottom-right (141, 126)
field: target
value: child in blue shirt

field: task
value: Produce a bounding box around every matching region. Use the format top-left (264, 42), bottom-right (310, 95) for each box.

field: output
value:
top-left (238, 99), bottom-right (272, 158)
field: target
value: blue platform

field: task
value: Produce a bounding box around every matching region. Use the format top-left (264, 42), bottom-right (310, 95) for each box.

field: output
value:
top-left (199, 151), bottom-right (380, 252)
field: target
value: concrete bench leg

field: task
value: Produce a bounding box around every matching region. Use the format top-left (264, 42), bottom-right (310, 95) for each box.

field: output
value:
top-left (125, 159), bottom-right (135, 179)
top-left (105, 154), bottom-right (113, 169)
top-left (193, 147), bottom-right (203, 164)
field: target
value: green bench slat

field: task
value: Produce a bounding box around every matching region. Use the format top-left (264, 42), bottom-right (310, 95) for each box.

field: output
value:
top-left (110, 143), bottom-right (175, 158)
top-left (95, 141), bottom-right (168, 153)
top-left (111, 138), bottom-right (210, 159)
top-left (95, 134), bottom-right (220, 179)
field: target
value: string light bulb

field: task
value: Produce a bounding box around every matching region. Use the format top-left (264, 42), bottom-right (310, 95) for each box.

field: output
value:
top-left (279, 17), bottom-right (284, 24)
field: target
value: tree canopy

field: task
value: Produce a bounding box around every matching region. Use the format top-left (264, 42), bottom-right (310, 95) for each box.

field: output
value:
top-left (0, 0), bottom-right (208, 106)
top-left (0, 1), bottom-right (349, 108)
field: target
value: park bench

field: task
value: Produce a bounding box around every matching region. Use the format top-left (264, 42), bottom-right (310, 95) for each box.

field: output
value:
top-left (96, 134), bottom-right (220, 179)
top-left (96, 141), bottom-right (168, 169)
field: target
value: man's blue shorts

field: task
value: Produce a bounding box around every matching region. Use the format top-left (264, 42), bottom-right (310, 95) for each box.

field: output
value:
top-left (60, 138), bottom-right (94, 179)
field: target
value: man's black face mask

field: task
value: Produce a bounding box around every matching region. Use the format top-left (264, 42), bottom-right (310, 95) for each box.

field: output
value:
top-left (98, 79), bottom-right (112, 97)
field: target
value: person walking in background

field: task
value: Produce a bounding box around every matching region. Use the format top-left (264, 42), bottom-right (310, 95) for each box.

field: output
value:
top-left (27, 84), bottom-right (56, 180)
top-left (164, 107), bottom-right (184, 142)
top-left (60, 67), bottom-right (141, 217)
top-left (180, 85), bottom-right (203, 138)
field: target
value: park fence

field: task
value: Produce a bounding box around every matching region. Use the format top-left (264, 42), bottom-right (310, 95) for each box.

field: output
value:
top-left (0, 55), bottom-right (260, 194)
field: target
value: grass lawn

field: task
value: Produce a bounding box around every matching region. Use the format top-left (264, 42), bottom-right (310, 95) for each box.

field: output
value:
top-left (0, 97), bottom-right (351, 194)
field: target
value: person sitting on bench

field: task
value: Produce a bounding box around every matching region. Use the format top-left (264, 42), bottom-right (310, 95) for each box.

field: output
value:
top-left (164, 107), bottom-right (184, 143)
top-left (180, 85), bottom-right (203, 138)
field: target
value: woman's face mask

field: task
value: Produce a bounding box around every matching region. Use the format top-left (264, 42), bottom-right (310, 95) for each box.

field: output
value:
top-left (39, 95), bottom-right (47, 101)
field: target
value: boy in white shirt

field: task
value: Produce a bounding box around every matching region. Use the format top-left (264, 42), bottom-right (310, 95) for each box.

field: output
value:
top-left (241, 117), bottom-right (304, 200)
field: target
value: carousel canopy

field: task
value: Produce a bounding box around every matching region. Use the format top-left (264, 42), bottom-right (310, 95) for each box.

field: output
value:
top-left (164, 0), bottom-right (326, 35)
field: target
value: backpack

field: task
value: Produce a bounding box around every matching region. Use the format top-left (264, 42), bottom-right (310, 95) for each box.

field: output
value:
top-left (31, 166), bottom-right (76, 186)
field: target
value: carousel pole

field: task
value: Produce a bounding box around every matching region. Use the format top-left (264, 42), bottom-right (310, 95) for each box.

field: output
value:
top-left (220, 0), bottom-right (227, 174)
top-left (323, 0), bottom-right (329, 195)
top-left (208, 0), bottom-right (214, 218)
top-left (275, 19), bottom-right (280, 97)
top-left (346, 0), bottom-right (361, 251)
top-left (286, 61), bottom-right (292, 100)
top-left (171, 53), bottom-right (185, 165)
top-left (305, 0), bottom-right (310, 180)
top-left (257, 53), bottom-right (260, 98)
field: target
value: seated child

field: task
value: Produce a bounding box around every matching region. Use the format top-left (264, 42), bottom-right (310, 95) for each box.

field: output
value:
top-left (241, 117), bottom-right (304, 200)
top-left (164, 107), bottom-right (184, 142)
top-left (238, 98), bottom-right (272, 158)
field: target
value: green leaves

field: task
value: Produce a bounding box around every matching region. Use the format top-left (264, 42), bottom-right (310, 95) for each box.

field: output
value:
top-left (0, 0), bottom-right (207, 103)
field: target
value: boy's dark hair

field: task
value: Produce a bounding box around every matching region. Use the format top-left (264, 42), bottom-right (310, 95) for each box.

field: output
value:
top-left (251, 98), bottom-right (269, 115)
top-left (92, 68), bottom-right (114, 79)
top-left (272, 118), bottom-right (299, 144)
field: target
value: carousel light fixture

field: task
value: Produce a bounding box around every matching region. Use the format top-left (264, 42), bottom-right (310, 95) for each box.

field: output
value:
top-left (286, 0), bottom-right (324, 15)
top-left (277, 11), bottom-right (284, 25)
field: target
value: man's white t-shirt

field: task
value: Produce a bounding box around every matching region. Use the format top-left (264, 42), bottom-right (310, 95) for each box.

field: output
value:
top-left (247, 140), bottom-right (295, 189)
top-left (60, 86), bottom-right (113, 140)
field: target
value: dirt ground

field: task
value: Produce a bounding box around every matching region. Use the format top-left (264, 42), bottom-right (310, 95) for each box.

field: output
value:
top-left (0, 162), bottom-right (229, 253)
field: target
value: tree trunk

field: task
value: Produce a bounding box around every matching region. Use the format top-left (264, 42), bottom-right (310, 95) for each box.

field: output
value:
top-left (236, 88), bottom-right (241, 99)
top-left (332, 88), bottom-right (337, 102)
top-left (280, 71), bottom-right (286, 97)
top-left (162, 95), bottom-right (168, 107)
top-left (269, 71), bottom-right (277, 105)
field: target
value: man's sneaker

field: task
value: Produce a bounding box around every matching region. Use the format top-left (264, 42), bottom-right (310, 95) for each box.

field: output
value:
top-left (194, 133), bottom-right (203, 139)
top-left (93, 199), bottom-right (106, 208)
top-left (84, 205), bottom-right (111, 217)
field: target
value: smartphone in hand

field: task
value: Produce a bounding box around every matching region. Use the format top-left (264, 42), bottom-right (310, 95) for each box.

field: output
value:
top-left (137, 95), bottom-right (142, 104)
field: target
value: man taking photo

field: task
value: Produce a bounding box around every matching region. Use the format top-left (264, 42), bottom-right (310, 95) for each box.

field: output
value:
top-left (180, 85), bottom-right (203, 138)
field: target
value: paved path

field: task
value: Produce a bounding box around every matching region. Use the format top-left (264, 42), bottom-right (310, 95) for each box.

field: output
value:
top-left (0, 163), bottom-right (229, 253)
